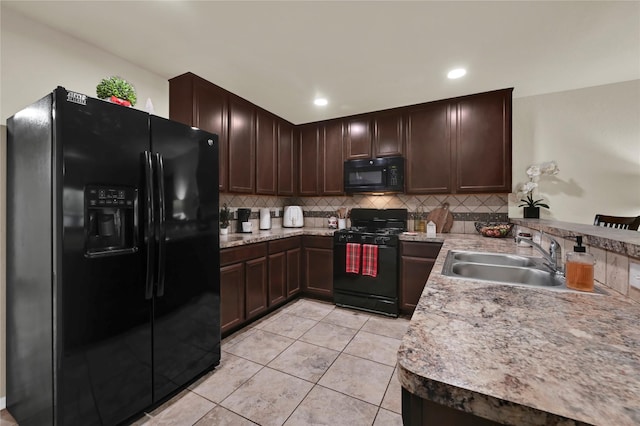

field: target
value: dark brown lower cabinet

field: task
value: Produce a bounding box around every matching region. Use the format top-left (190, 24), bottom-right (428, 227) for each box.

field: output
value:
top-left (400, 242), bottom-right (442, 314)
top-left (245, 256), bottom-right (268, 320)
top-left (287, 247), bottom-right (301, 296)
top-left (220, 263), bottom-right (245, 333)
top-left (221, 238), bottom-right (303, 336)
top-left (402, 388), bottom-right (501, 426)
top-left (268, 251), bottom-right (287, 306)
top-left (268, 236), bottom-right (302, 306)
top-left (303, 236), bottom-right (333, 299)
top-left (220, 243), bottom-right (268, 334)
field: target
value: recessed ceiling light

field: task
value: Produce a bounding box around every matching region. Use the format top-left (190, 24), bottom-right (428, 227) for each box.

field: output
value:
top-left (447, 68), bottom-right (467, 79)
top-left (314, 98), bottom-right (328, 106)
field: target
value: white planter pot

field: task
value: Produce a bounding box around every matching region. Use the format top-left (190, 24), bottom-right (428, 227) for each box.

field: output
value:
top-left (220, 227), bottom-right (229, 235)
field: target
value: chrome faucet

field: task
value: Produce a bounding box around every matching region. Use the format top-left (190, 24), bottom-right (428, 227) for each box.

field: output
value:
top-left (516, 232), bottom-right (563, 274)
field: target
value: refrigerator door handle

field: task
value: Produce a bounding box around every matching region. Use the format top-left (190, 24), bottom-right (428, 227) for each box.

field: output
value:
top-left (155, 153), bottom-right (167, 297)
top-left (143, 151), bottom-right (155, 300)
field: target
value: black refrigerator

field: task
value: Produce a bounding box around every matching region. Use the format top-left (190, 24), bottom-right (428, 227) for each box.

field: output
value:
top-left (6, 87), bottom-right (221, 425)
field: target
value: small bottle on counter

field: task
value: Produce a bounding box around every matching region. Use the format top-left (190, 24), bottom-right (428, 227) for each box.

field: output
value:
top-left (565, 236), bottom-right (595, 292)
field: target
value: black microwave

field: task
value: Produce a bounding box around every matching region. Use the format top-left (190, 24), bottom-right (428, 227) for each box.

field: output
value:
top-left (343, 156), bottom-right (404, 193)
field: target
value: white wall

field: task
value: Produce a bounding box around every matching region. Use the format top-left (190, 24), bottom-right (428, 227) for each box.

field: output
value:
top-left (1, 7), bottom-right (170, 121)
top-left (510, 80), bottom-right (640, 225)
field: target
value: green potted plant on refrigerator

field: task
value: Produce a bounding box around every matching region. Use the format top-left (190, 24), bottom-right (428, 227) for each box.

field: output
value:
top-left (96, 76), bottom-right (137, 107)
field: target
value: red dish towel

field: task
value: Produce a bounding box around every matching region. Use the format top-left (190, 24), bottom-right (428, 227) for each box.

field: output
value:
top-left (346, 243), bottom-right (361, 274)
top-left (362, 244), bottom-right (378, 277)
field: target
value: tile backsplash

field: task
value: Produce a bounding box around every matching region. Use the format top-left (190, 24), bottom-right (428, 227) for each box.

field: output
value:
top-left (220, 193), bottom-right (508, 233)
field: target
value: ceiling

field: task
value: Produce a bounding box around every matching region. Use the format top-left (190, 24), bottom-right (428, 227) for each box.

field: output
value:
top-left (3, 1), bottom-right (639, 124)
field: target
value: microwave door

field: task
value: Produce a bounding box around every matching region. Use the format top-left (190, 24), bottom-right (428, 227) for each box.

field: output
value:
top-left (348, 168), bottom-right (385, 189)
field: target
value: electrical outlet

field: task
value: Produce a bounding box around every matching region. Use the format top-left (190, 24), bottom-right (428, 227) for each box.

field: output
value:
top-left (532, 231), bottom-right (542, 245)
top-left (630, 262), bottom-right (640, 290)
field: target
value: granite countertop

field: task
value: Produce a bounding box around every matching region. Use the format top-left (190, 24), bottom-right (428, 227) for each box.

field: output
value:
top-left (219, 227), bottom-right (335, 248)
top-left (397, 235), bottom-right (640, 426)
top-left (219, 227), bottom-right (449, 249)
top-left (511, 218), bottom-right (640, 258)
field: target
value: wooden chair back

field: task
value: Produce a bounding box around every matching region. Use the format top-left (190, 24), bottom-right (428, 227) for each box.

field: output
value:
top-left (593, 214), bottom-right (640, 231)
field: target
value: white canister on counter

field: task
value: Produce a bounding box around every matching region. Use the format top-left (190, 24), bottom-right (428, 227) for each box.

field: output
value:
top-left (426, 221), bottom-right (436, 238)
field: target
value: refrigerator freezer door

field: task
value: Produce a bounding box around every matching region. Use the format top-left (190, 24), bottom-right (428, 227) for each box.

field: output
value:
top-left (149, 116), bottom-right (221, 402)
top-left (58, 89), bottom-right (153, 425)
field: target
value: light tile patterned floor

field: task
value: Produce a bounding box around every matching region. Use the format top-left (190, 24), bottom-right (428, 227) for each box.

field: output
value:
top-left (1, 299), bottom-right (409, 426)
top-left (155, 298), bottom-right (407, 425)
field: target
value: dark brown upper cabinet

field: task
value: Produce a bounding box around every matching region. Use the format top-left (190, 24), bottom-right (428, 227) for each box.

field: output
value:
top-left (453, 89), bottom-right (512, 193)
top-left (299, 124), bottom-right (319, 195)
top-left (320, 121), bottom-right (344, 195)
top-left (169, 73), bottom-right (228, 192)
top-left (406, 88), bottom-right (512, 194)
top-left (169, 72), bottom-right (512, 196)
top-left (277, 120), bottom-right (296, 196)
top-left (228, 95), bottom-right (256, 193)
top-left (256, 109), bottom-right (277, 195)
top-left (405, 101), bottom-right (453, 194)
top-left (344, 118), bottom-right (372, 160)
top-left (373, 111), bottom-right (404, 158)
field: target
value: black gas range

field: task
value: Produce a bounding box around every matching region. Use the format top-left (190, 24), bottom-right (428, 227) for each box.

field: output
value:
top-left (333, 208), bottom-right (407, 317)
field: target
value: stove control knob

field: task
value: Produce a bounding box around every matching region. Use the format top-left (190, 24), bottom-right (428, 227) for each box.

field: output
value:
top-left (375, 236), bottom-right (388, 245)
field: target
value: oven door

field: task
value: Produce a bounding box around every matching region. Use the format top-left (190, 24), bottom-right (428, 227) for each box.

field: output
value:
top-left (333, 240), bottom-right (399, 316)
top-left (333, 242), bottom-right (398, 298)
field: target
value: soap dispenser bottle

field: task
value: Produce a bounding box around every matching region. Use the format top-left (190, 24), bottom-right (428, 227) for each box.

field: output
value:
top-left (565, 236), bottom-right (595, 292)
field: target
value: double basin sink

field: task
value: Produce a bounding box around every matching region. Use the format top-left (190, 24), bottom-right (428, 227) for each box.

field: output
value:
top-left (442, 250), bottom-right (602, 294)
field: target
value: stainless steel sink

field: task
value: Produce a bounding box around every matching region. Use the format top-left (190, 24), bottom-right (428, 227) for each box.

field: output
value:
top-left (442, 250), bottom-right (604, 294)
top-left (449, 262), bottom-right (563, 287)
top-left (450, 251), bottom-right (546, 268)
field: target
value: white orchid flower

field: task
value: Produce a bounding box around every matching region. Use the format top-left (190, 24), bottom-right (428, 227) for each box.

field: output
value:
top-left (540, 161), bottom-right (559, 175)
top-left (526, 165), bottom-right (541, 178)
top-left (521, 181), bottom-right (538, 194)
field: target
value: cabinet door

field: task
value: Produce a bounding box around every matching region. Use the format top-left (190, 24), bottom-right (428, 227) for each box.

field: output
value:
top-left (228, 96), bottom-right (255, 193)
top-left (454, 90), bottom-right (512, 193)
top-left (344, 118), bottom-right (372, 160)
top-left (303, 237), bottom-right (333, 298)
top-left (168, 74), bottom-right (229, 192)
top-left (399, 242), bottom-right (441, 314)
top-left (287, 247), bottom-right (301, 297)
top-left (321, 121), bottom-right (344, 195)
top-left (299, 124), bottom-right (319, 195)
top-left (373, 112), bottom-right (404, 157)
top-left (405, 102), bottom-right (452, 194)
top-left (278, 121), bottom-right (296, 196)
top-left (220, 263), bottom-right (245, 334)
top-left (245, 257), bottom-right (268, 319)
top-left (268, 251), bottom-right (287, 307)
top-left (256, 109), bottom-right (277, 194)
top-left (194, 81), bottom-right (228, 192)
top-left (399, 256), bottom-right (435, 314)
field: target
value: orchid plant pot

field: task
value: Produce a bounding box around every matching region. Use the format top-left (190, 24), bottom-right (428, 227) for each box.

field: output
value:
top-left (523, 207), bottom-right (540, 219)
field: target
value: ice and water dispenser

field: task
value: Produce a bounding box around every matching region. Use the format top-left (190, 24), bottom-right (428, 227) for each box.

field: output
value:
top-left (85, 185), bottom-right (137, 256)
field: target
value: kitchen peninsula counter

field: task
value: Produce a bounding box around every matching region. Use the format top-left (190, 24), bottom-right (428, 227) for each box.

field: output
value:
top-left (397, 235), bottom-right (640, 426)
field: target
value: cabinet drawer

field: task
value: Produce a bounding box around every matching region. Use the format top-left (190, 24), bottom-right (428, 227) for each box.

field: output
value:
top-left (400, 241), bottom-right (442, 258)
top-left (221, 242), bottom-right (268, 266)
top-left (269, 236), bottom-right (301, 253)
top-left (303, 235), bottom-right (333, 250)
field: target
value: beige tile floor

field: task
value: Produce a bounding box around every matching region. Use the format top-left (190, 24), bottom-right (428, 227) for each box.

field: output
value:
top-left (1, 298), bottom-right (409, 426)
